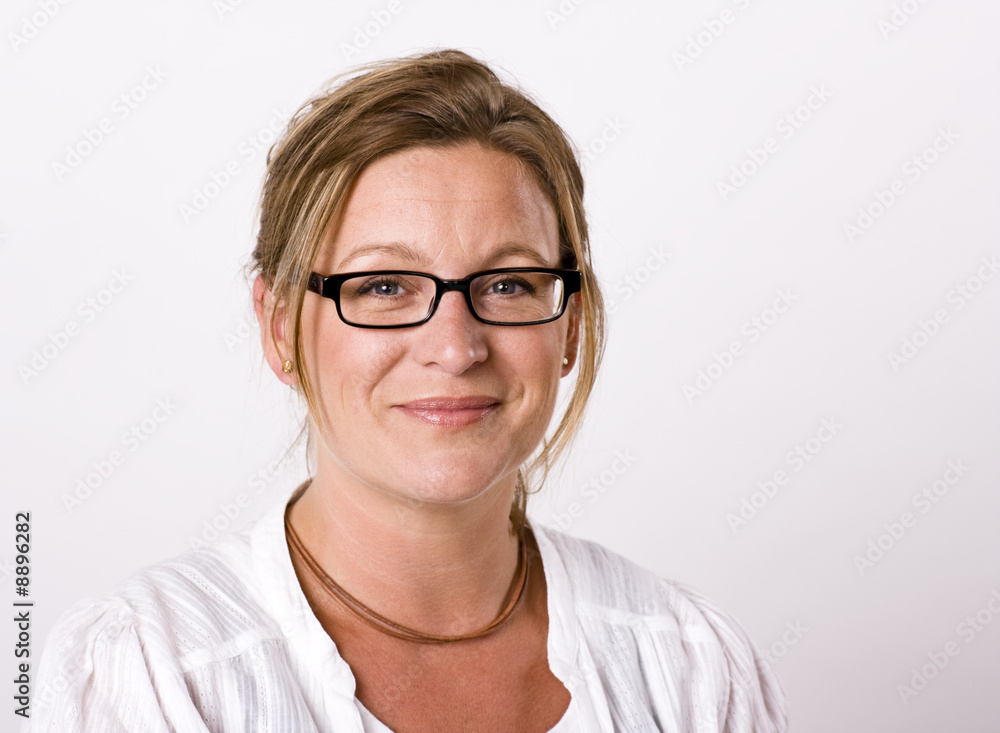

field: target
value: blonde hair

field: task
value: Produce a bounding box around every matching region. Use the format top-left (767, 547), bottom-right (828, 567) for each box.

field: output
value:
top-left (249, 49), bottom-right (605, 529)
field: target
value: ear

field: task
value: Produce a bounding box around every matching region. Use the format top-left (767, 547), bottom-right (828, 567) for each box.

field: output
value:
top-left (253, 274), bottom-right (296, 386)
top-left (561, 292), bottom-right (581, 378)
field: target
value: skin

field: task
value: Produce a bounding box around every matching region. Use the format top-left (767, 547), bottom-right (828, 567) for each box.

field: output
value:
top-left (254, 143), bottom-right (579, 730)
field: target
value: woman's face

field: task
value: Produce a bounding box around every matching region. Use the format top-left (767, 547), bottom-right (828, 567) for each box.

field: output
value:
top-left (271, 143), bottom-right (578, 507)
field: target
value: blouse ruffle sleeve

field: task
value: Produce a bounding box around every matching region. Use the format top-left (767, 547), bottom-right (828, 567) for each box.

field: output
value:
top-left (533, 523), bottom-right (788, 733)
top-left (26, 596), bottom-right (177, 733)
top-left (671, 583), bottom-right (789, 733)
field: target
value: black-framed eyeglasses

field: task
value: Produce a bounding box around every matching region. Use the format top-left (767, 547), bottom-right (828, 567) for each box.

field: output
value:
top-left (306, 268), bottom-right (582, 328)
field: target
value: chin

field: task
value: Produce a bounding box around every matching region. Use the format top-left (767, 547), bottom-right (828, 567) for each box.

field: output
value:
top-left (381, 454), bottom-right (516, 505)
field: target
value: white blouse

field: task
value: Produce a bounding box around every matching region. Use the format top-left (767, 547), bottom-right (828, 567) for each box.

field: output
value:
top-left (28, 482), bottom-right (787, 732)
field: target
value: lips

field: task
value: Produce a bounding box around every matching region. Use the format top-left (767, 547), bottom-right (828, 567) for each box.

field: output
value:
top-left (394, 396), bottom-right (500, 427)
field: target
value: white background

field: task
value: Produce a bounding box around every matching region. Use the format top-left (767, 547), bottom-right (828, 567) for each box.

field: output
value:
top-left (2, 1), bottom-right (998, 731)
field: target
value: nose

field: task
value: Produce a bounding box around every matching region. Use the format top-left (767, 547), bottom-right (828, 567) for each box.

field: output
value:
top-left (410, 290), bottom-right (488, 374)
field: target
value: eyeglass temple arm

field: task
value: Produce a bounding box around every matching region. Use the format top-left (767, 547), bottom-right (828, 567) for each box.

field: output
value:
top-left (307, 273), bottom-right (326, 296)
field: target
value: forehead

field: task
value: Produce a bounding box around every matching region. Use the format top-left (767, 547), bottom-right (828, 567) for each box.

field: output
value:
top-left (321, 143), bottom-right (560, 270)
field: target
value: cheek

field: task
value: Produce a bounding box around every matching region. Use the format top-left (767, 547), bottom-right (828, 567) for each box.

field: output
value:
top-left (496, 326), bottom-right (566, 398)
top-left (301, 311), bottom-right (399, 417)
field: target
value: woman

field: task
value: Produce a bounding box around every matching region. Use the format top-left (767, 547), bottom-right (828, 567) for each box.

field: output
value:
top-left (32, 50), bottom-right (786, 731)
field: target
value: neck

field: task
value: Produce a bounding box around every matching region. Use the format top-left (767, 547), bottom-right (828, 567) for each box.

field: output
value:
top-left (287, 462), bottom-right (522, 637)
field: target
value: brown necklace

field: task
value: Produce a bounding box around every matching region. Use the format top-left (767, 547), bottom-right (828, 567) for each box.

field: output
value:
top-left (284, 503), bottom-right (530, 644)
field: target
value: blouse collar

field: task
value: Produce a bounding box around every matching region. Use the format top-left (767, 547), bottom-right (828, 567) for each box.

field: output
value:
top-left (249, 477), bottom-right (601, 727)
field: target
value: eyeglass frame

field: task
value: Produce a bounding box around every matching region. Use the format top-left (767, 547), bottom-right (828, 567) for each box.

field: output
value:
top-left (306, 267), bottom-right (582, 329)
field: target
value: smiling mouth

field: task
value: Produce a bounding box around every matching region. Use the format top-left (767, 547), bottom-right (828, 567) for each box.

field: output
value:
top-left (394, 397), bottom-right (500, 427)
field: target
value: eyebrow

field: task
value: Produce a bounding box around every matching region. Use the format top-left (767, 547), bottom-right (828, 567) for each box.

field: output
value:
top-left (336, 242), bottom-right (431, 269)
top-left (335, 241), bottom-right (556, 271)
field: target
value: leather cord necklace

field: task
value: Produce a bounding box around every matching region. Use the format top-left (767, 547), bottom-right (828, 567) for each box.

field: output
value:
top-left (284, 503), bottom-right (529, 644)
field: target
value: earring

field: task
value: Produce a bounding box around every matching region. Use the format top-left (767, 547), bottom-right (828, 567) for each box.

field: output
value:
top-left (562, 357), bottom-right (569, 366)
top-left (282, 360), bottom-right (293, 374)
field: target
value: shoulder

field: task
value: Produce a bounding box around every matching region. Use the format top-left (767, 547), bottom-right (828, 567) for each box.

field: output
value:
top-left (31, 534), bottom-right (285, 731)
top-left (534, 522), bottom-right (719, 630)
top-left (533, 523), bottom-right (677, 616)
top-left (533, 523), bottom-right (788, 732)
top-left (44, 532), bottom-right (277, 667)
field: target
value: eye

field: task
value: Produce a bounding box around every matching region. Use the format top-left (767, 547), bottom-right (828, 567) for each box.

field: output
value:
top-left (485, 276), bottom-right (535, 296)
top-left (355, 276), bottom-right (407, 297)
